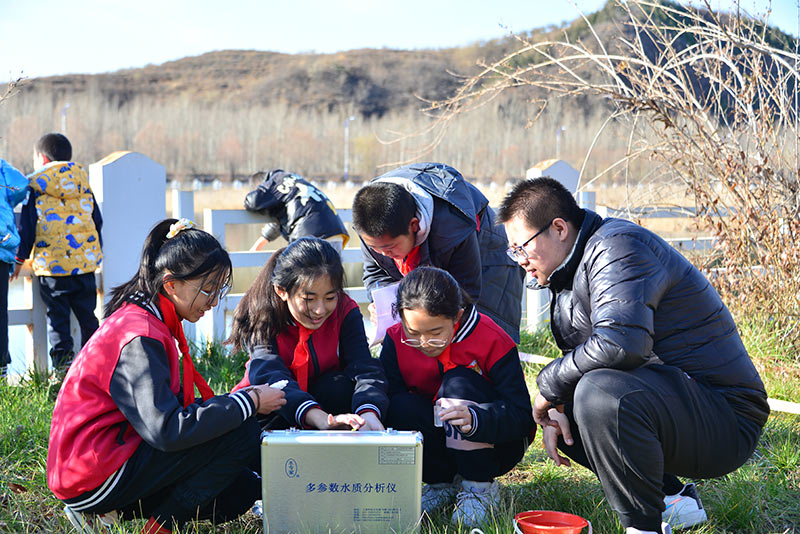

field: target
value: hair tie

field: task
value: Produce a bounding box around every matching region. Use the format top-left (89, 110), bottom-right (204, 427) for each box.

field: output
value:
top-left (166, 218), bottom-right (197, 239)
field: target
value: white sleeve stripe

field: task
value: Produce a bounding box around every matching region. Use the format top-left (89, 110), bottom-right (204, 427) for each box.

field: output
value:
top-left (295, 400), bottom-right (318, 426)
top-left (231, 391), bottom-right (253, 419)
top-left (465, 407), bottom-right (479, 437)
top-left (356, 404), bottom-right (381, 418)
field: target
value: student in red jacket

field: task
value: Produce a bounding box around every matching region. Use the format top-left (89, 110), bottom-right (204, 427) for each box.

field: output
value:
top-left (47, 218), bottom-right (286, 534)
top-left (228, 237), bottom-right (388, 431)
top-left (379, 267), bottom-right (535, 528)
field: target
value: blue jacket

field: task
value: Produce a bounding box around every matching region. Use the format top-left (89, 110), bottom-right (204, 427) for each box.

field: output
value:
top-left (0, 159), bottom-right (28, 271)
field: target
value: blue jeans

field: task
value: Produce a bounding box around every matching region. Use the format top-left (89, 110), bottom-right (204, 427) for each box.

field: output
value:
top-left (38, 273), bottom-right (99, 367)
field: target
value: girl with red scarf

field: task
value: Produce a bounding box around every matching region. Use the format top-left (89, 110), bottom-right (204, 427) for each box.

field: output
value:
top-left (228, 237), bottom-right (388, 431)
top-left (380, 267), bottom-right (534, 528)
top-left (47, 218), bottom-right (285, 534)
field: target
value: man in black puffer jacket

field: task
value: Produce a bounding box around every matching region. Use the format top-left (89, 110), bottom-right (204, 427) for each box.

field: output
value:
top-left (498, 178), bottom-right (769, 534)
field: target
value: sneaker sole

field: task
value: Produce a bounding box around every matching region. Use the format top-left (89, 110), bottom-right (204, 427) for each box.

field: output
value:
top-left (664, 508), bottom-right (708, 529)
top-left (64, 506), bottom-right (99, 534)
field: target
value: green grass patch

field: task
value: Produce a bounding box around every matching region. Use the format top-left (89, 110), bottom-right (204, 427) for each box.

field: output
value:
top-left (1, 326), bottom-right (798, 534)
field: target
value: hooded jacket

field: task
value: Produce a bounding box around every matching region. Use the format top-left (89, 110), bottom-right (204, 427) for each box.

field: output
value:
top-left (18, 161), bottom-right (102, 276)
top-left (244, 170), bottom-right (348, 245)
top-left (360, 162), bottom-right (525, 342)
top-left (536, 209), bottom-right (770, 427)
top-left (0, 159), bottom-right (28, 269)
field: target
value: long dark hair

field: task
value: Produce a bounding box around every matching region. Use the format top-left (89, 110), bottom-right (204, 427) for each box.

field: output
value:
top-left (104, 218), bottom-right (232, 318)
top-left (393, 266), bottom-right (470, 321)
top-left (226, 237), bottom-right (345, 351)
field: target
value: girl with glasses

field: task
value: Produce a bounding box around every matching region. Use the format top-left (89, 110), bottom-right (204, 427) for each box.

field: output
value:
top-left (379, 266), bottom-right (535, 528)
top-left (228, 237), bottom-right (388, 432)
top-left (48, 218), bottom-right (286, 534)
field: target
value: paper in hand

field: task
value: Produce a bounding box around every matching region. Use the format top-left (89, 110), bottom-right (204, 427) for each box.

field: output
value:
top-left (369, 282), bottom-right (401, 347)
top-left (269, 380), bottom-right (288, 390)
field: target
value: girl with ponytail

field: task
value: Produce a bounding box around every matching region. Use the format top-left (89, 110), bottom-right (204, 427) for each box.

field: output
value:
top-left (380, 266), bottom-right (534, 528)
top-left (48, 218), bottom-right (285, 534)
top-left (228, 237), bottom-right (388, 431)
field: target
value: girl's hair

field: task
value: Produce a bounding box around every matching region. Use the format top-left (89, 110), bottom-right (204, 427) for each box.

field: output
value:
top-left (393, 266), bottom-right (470, 321)
top-left (104, 218), bottom-right (232, 318)
top-left (226, 237), bottom-right (345, 351)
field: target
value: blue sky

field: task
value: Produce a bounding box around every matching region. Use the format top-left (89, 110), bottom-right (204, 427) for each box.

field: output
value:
top-left (1, 0), bottom-right (797, 81)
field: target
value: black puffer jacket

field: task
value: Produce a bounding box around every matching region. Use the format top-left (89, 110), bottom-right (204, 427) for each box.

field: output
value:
top-left (360, 163), bottom-right (525, 342)
top-left (536, 210), bottom-right (770, 426)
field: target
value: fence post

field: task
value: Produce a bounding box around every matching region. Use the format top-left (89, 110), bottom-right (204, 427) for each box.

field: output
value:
top-left (197, 208), bottom-right (228, 343)
top-left (172, 190), bottom-right (195, 221)
top-left (89, 152), bottom-right (166, 307)
top-left (25, 277), bottom-right (48, 375)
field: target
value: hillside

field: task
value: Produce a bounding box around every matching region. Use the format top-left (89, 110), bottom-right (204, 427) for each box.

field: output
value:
top-left (2, 0), bottom-right (795, 181)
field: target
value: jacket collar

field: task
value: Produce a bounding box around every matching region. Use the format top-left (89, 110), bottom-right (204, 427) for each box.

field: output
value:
top-left (452, 303), bottom-right (479, 344)
top-left (547, 209), bottom-right (603, 292)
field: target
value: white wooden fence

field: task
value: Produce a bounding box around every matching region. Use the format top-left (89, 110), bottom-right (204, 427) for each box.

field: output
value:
top-left (7, 153), bottom-right (718, 376)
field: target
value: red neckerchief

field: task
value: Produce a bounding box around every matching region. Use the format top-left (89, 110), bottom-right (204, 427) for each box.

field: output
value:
top-left (436, 344), bottom-right (458, 373)
top-left (394, 245), bottom-right (422, 276)
top-left (436, 319), bottom-right (462, 373)
top-left (158, 294), bottom-right (214, 407)
top-left (289, 325), bottom-right (314, 391)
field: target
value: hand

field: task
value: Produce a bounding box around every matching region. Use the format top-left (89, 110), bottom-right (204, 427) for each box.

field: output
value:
top-left (246, 384), bottom-right (286, 415)
top-left (10, 263), bottom-right (22, 282)
top-left (326, 412), bottom-right (367, 430)
top-left (541, 408), bottom-right (573, 467)
top-left (532, 392), bottom-right (565, 428)
top-left (368, 302), bottom-right (377, 324)
top-left (357, 411), bottom-right (385, 431)
top-left (439, 404), bottom-right (474, 434)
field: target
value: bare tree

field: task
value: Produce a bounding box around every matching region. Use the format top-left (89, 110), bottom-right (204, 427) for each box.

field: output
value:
top-left (426, 0), bottom-right (800, 344)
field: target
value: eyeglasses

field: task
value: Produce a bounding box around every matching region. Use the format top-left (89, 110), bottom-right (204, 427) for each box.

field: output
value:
top-left (184, 280), bottom-right (232, 301)
top-left (400, 330), bottom-right (449, 348)
top-left (506, 220), bottom-right (552, 261)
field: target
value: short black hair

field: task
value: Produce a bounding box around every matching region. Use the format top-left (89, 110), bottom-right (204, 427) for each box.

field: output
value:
top-left (352, 182), bottom-right (417, 237)
top-left (497, 177), bottom-right (583, 230)
top-left (35, 133), bottom-right (72, 162)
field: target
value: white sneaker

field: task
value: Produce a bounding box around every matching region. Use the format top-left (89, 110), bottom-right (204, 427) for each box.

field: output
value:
top-left (64, 506), bottom-right (118, 534)
top-left (626, 522), bottom-right (672, 534)
top-left (662, 483), bottom-right (708, 529)
top-left (421, 482), bottom-right (458, 514)
top-left (251, 499), bottom-right (263, 518)
top-left (451, 479), bottom-right (500, 527)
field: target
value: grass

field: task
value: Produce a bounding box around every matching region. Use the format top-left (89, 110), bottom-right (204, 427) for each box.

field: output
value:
top-left (1, 324), bottom-right (798, 534)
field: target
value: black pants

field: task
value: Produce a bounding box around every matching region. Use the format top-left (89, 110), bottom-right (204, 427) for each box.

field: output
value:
top-left (557, 365), bottom-right (763, 531)
top-left (260, 370), bottom-right (356, 430)
top-left (38, 273), bottom-right (99, 367)
top-left (64, 418), bottom-right (262, 529)
top-left (387, 367), bottom-right (528, 484)
top-left (0, 262), bottom-right (9, 369)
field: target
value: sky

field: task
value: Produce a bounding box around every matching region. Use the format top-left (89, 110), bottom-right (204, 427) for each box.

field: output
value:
top-left (1, 0), bottom-right (797, 81)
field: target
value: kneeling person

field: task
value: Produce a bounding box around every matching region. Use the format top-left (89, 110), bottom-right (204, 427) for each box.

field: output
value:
top-left (380, 267), bottom-right (534, 527)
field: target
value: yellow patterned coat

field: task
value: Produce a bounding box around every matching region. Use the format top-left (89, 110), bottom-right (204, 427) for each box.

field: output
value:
top-left (28, 162), bottom-right (102, 276)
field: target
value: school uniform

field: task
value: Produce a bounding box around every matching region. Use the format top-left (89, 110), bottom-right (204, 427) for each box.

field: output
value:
top-left (47, 293), bottom-right (261, 527)
top-left (233, 293), bottom-right (388, 427)
top-left (379, 304), bottom-right (534, 483)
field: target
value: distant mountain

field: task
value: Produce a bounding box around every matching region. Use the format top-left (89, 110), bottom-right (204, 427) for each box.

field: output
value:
top-left (5, 0), bottom-right (795, 181)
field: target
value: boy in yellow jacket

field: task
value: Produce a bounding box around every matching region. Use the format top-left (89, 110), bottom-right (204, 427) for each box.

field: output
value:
top-left (12, 133), bottom-right (103, 370)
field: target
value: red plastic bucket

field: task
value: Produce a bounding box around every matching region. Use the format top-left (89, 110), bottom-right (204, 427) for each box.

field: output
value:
top-left (514, 510), bottom-right (592, 534)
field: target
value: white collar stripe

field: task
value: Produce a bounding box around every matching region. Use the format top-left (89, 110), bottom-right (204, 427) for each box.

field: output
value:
top-left (452, 306), bottom-right (479, 344)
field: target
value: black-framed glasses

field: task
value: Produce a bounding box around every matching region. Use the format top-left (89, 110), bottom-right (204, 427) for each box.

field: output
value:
top-left (506, 220), bottom-right (553, 261)
top-left (185, 280), bottom-right (232, 301)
